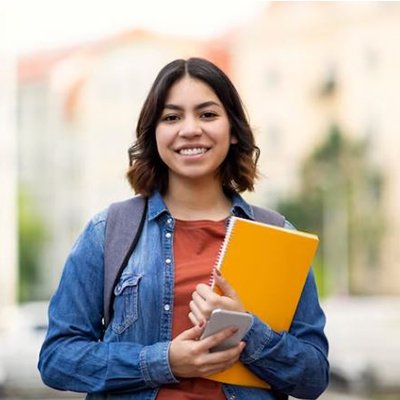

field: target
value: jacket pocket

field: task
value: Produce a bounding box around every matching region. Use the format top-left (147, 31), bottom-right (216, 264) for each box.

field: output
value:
top-left (111, 273), bottom-right (142, 334)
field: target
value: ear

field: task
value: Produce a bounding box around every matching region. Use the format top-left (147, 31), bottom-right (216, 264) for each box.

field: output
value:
top-left (230, 135), bottom-right (238, 144)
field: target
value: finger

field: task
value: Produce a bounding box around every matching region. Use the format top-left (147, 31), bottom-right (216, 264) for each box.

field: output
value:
top-left (195, 283), bottom-right (218, 301)
top-left (189, 300), bottom-right (207, 324)
top-left (207, 341), bottom-right (245, 362)
top-left (213, 269), bottom-right (239, 299)
top-left (188, 311), bottom-right (198, 326)
top-left (191, 291), bottom-right (207, 309)
top-left (200, 342), bottom-right (246, 372)
top-left (199, 326), bottom-right (238, 351)
top-left (177, 321), bottom-right (205, 341)
top-left (199, 357), bottom-right (239, 377)
top-left (191, 292), bottom-right (215, 318)
top-left (193, 287), bottom-right (221, 313)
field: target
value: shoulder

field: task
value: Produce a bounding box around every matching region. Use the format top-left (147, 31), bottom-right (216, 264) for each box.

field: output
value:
top-left (107, 196), bottom-right (146, 218)
top-left (250, 204), bottom-right (297, 231)
top-left (90, 208), bottom-right (108, 226)
top-left (90, 196), bottom-right (146, 227)
top-left (75, 208), bottom-right (109, 249)
top-left (251, 204), bottom-right (286, 227)
top-left (78, 196), bottom-right (146, 245)
top-left (232, 194), bottom-right (295, 229)
top-left (283, 219), bottom-right (296, 230)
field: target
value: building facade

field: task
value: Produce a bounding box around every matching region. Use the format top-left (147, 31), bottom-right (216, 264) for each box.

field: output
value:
top-left (18, 31), bottom-right (209, 296)
top-left (231, 2), bottom-right (400, 294)
top-left (17, 3), bottom-right (400, 297)
top-left (0, 0), bottom-right (18, 323)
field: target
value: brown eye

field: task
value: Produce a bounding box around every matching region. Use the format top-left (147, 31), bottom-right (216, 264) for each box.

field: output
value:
top-left (201, 112), bottom-right (217, 119)
top-left (162, 114), bottom-right (179, 122)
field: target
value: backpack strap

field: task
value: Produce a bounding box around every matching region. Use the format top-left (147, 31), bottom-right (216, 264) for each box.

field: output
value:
top-left (252, 205), bottom-right (285, 228)
top-left (103, 195), bottom-right (147, 328)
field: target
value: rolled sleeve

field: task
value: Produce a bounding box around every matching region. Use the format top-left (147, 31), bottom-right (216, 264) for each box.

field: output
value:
top-left (139, 342), bottom-right (178, 387)
top-left (241, 315), bottom-right (280, 363)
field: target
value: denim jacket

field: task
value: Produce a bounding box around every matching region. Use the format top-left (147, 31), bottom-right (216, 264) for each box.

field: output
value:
top-left (38, 191), bottom-right (329, 399)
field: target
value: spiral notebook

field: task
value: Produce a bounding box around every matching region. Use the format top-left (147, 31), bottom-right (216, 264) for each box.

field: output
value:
top-left (206, 216), bottom-right (319, 389)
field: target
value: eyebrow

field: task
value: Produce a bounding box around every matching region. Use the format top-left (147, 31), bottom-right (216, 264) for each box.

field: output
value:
top-left (162, 101), bottom-right (222, 111)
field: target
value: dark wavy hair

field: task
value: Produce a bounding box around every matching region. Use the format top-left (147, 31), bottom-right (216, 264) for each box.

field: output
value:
top-left (127, 57), bottom-right (260, 196)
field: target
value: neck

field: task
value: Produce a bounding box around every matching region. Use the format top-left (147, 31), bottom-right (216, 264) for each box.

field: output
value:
top-left (164, 179), bottom-right (232, 221)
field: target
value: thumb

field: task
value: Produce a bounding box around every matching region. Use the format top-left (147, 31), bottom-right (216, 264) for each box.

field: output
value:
top-left (213, 269), bottom-right (238, 300)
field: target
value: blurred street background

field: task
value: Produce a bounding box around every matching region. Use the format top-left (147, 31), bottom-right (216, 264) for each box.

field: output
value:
top-left (1, 1), bottom-right (400, 399)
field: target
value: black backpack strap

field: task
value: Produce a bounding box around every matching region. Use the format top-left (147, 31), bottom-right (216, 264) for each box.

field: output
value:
top-left (252, 205), bottom-right (285, 228)
top-left (103, 195), bottom-right (147, 328)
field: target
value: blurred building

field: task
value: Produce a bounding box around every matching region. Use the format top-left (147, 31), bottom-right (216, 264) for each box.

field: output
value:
top-left (17, 2), bottom-right (400, 297)
top-left (230, 2), bottom-right (400, 294)
top-left (17, 30), bottom-right (218, 295)
top-left (0, 0), bottom-right (18, 324)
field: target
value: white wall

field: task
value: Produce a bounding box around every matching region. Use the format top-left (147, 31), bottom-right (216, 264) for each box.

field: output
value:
top-left (0, 0), bottom-right (18, 327)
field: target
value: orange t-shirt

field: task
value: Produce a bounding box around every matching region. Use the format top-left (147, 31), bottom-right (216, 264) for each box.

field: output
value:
top-left (157, 219), bottom-right (227, 400)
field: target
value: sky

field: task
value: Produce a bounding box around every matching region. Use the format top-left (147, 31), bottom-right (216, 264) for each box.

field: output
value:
top-left (4, 0), bottom-right (267, 55)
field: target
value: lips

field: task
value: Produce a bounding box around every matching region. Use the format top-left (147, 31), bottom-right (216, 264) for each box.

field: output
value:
top-left (177, 147), bottom-right (209, 156)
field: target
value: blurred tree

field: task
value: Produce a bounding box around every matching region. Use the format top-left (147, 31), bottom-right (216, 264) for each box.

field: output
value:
top-left (18, 187), bottom-right (46, 302)
top-left (277, 125), bottom-right (385, 296)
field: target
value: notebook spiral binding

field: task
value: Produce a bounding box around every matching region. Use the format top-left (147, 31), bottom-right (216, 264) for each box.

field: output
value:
top-left (209, 216), bottom-right (236, 288)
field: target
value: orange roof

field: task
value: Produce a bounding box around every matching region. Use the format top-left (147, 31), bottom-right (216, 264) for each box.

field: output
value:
top-left (17, 27), bottom-right (236, 120)
top-left (18, 46), bottom-right (82, 83)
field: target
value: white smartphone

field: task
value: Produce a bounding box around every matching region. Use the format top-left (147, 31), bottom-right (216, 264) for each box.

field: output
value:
top-left (200, 308), bottom-right (253, 352)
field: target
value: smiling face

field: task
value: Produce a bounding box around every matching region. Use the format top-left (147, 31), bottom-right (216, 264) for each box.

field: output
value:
top-left (155, 76), bottom-right (237, 189)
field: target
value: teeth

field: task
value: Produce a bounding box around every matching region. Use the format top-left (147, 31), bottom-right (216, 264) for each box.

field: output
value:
top-left (179, 147), bottom-right (207, 156)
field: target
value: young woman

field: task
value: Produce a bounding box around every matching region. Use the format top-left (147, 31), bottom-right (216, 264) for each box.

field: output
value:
top-left (39, 58), bottom-right (329, 399)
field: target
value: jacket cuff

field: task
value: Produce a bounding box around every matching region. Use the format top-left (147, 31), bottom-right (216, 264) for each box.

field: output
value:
top-left (139, 341), bottom-right (178, 387)
top-left (241, 314), bottom-right (280, 363)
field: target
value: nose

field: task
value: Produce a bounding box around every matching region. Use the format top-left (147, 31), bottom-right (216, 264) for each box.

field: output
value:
top-left (179, 116), bottom-right (202, 137)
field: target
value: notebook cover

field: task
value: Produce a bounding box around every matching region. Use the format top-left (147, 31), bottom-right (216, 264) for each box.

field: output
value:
top-left (206, 217), bottom-right (319, 389)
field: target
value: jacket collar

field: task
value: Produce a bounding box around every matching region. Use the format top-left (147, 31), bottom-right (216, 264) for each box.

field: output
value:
top-left (230, 193), bottom-right (254, 220)
top-left (147, 191), bottom-right (254, 222)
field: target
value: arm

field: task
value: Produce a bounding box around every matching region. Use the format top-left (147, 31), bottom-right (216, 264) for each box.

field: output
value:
top-left (240, 269), bottom-right (329, 399)
top-left (190, 212), bottom-right (329, 400)
top-left (38, 213), bottom-right (246, 394)
top-left (38, 213), bottom-right (177, 393)
top-left (191, 269), bottom-right (328, 399)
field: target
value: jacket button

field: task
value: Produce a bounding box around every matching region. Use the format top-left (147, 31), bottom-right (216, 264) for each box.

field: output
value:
top-left (164, 304), bottom-right (170, 311)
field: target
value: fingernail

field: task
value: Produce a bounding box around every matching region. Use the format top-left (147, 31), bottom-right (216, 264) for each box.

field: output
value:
top-left (198, 320), bottom-right (205, 328)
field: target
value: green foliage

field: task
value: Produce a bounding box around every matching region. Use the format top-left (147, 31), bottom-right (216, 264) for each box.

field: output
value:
top-left (18, 187), bottom-right (46, 302)
top-left (276, 126), bottom-right (385, 295)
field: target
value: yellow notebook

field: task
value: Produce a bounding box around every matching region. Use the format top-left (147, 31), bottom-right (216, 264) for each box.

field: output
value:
top-left (207, 216), bottom-right (319, 389)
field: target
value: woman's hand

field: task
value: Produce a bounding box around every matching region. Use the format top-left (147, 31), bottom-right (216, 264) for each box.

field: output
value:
top-left (169, 322), bottom-right (245, 378)
top-left (188, 269), bottom-right (245, 326)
